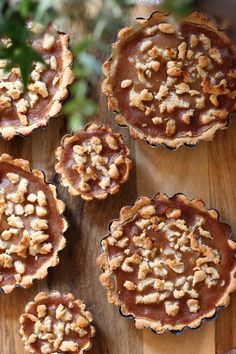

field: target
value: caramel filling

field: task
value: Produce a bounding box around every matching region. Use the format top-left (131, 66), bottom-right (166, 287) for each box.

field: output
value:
top-left (112, 21), bottom-right (236, 140)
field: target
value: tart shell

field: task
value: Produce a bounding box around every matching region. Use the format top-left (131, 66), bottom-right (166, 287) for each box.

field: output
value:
top-left (97, 192), bottom-right (236, 334)
top-left (0, 30), bottom-right (74, 140)
top-left (19, 290), bottom-right (95, 354)
top-left (102, 11), bottom-right (236, 149)
top-left (55, 122), bottom-right (132, 201)
top-left (0, 154), bottom-right (67, 293)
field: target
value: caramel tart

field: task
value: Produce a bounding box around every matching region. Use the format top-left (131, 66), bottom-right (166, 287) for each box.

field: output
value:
top-left (102, 12), bottom-right (236, 148)
top-left (0, 154), bottom-right (67, 293)
top-left (20, 291), bottom-right (95, 353)
top-left (97, 193), bottom-right (236, 333)
top-left (0, 23), bottom-right (74, 140)
top-left (55, 123), bottom-right (132, 200)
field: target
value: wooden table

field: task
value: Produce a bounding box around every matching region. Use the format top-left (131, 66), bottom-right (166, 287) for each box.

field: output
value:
top-left (0, 3), bottom-right (236, 354)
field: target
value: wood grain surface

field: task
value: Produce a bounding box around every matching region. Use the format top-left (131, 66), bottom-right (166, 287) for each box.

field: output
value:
top-left (0, 2), bottom-right (236, 354)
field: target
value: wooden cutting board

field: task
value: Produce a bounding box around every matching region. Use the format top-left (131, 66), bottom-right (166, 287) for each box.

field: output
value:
top-left (0, 3), bottom-right (236, 354)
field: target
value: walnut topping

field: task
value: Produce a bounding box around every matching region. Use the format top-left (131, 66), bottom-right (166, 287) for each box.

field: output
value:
top-left (165, 301), bottom-right (179, 316)
top-left (175, 83), bottom-right (190, 95)
top-left (140, 89), bottom-right (153, 101)
top-left (198, 55), bottom-right (211, 68)
top-left (166, 119), bottom-right (176, 137)
top-left (20, 292), bottom-right (95, 353)
top-left (42, 33), bottom-right (55, 50)
top-left (124, 280), bottom-right (136, 291)
top-left (60, 341), bottom-right (78, 352)
top-left (158, 23), bottom-right (175, 34)
top-left (187, 299), bottom-right (199, 313)
top-left (121, 79), bottom-right (133, 88)
top-left (29, 81), bottom-right (49, 98)
top-left (7, 173), bottom-right (20, 184)
top-left (178, 42), bottom-right (187, 60)
top-left (208, 48), bottom-right (222, 64)
top-left (152, 117), bottom-right (163, 125)
top-left (140, 40), bottom-right (153, 53)
top-left (190, 34), bottom-right (198, 48)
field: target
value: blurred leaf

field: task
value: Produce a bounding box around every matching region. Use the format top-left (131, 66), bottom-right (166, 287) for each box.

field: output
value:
top-left (162, 0), bottom-right (194, 17)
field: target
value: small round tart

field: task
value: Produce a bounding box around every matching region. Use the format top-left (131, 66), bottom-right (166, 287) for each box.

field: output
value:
top-left (102, 12), bottom-right (236, 148)
top-left (0, 154), bottom-right (67, 293)
top-left (55, 123), bottom-right (132, 201)
top-left (97, 193), bottom-right (236, 334)
top-left (19, 291), bottom-right (95, 354)
top-left (0, 23), bottom-right (74, 140)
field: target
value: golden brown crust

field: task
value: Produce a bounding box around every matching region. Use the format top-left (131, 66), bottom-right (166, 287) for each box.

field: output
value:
top-left (55, 122), bottom-right (132, 201)
top-left (0, 154), bottom-right (67, 293)
top-left (19, 291), bottom-right (95, 354)
top-left (97, 192), bottom-right (236, 334)
top-left (102, 11), bottom-right (236, 149)
top-left (0, 30), bottom-right (74, 140)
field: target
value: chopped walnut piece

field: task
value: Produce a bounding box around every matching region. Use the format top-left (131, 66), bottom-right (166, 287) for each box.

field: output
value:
top-left (140, 89), bottom-right (153, 101)
top-left (165, 301), bottom-right (179, 316)
top-left (193, 270), bottom-right (206, 285)
top-left (155, 85), bottom-right (169, 101)
top-left (166, 119), bottom-right (176, 137)
top-left (0, 95), bottom-right (11, 109)
top-left (109, 255), bottom-right (124, 270)
top-left (178, 42), bottom-right (187, 60)
top-left (105, 135), bottom-right (118, 150)
top-left (196, 96), bottom-right (205, 109)
top-left (129, 89), bottom-right (145, 110)
top-left (59, 340), bottom-right (78, 352)
top-left (14, 260), bottom-right (25, 274)
top-left (38, 191), bottom-right (47, 206)
top-left (29, 81), bottom-right (49, 98)
top-left (198, 55), bottom-right (211, 68)
top-left (152, 117), bottom-right (163, 125)
top-left (190, 34), bottom-right (198, 48)
top-left (138, 263), bottom-right (150, 280)
top-left (124, 280), bottom-right (136, 291)
top-left (108, 164), bottom-right (120, 180)
top-left (175, 83), bottom-right (190, 94)
top-left (140, 40), bottom-right (153, 53)
top-left (187, 299), bottom-right (199, 313)
top-left (158, 23), bottom-right (175, 34)
top-left (167, 66), bottom-right (182, 77)
top-left (0, 254), bottom-right (13, 268)
top-left (199, 33), bottom-right (211, 50)
top-left (37, 304), bottom-right (47, 318)
top-left (209, 48), bottom-right (222, 64)
top-left (181, 110), bottom-right (194, 124)
top-left (136, 293), bottom-right (159, 304)
top-left (7, 173), bottom-right (20, 184)
top-left (166, 208), bottom-right (181, 219)
top-left (121, 79), bottom-right (133, 88)
top-left (42, 33), bottom-right (55, 50)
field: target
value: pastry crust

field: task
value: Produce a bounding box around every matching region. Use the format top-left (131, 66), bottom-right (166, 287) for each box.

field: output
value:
top-left (0, 28), bottom-right (74, 140)
top-left (55, 122), bottom-right (132, 201)
top-left (97, 192), bottom-right (236, 334)
top-left (102, 11), bottom-right (236, 149)
top-left (19, 291), bottom-right (95, 354)
top-left (0, 154), bottom-right (67, 293)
